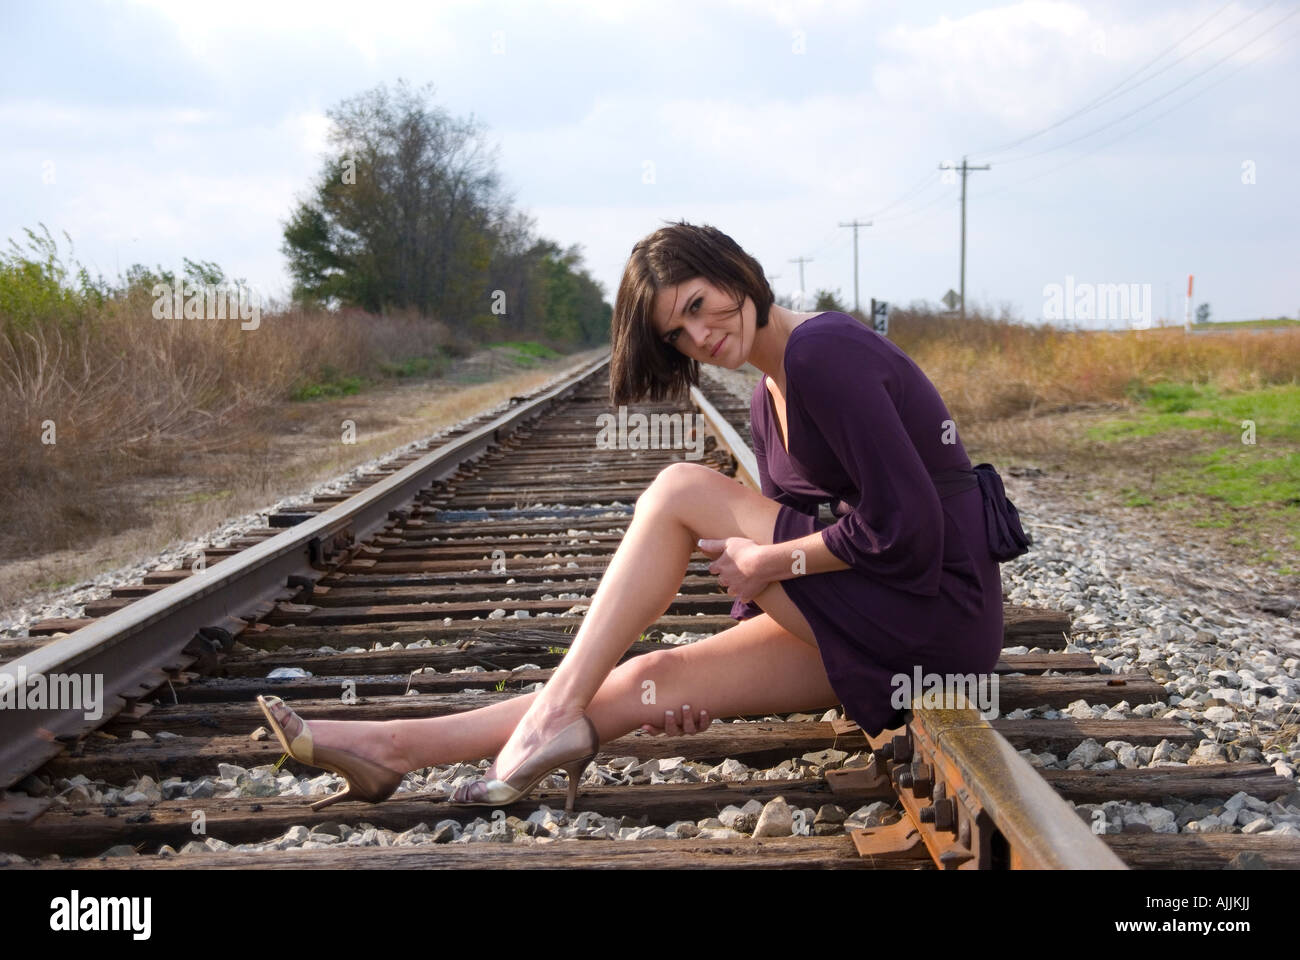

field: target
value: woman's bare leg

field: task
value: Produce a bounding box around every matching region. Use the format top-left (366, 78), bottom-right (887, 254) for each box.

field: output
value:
top-left (308, 610), bottom-right (836, 772)
top-left (299, 463), bottom-right (829, 773)
top-left (454, 462), bottom-right (819, 781)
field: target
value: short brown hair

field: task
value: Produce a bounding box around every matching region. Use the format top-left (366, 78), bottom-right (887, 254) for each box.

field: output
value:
top-left (609, 220), bottom-right (773, 406)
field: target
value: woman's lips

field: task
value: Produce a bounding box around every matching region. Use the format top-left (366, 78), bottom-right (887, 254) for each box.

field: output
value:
top-left (710, 334), bottom-right (727, 357)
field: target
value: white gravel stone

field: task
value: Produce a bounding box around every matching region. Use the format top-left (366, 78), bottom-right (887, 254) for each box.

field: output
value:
top-left (753, 797), bottom-right (795, 837)
top-left (1066, 738), bottom-right (1104, 767)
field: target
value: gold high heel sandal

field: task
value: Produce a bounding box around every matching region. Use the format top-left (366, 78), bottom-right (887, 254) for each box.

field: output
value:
top-left (450, 714), bottom-right (600, 814)
top-left (256, 695), bottom-right (404, 811)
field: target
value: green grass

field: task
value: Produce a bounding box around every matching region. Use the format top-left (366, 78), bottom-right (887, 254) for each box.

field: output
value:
top-left (487, 340), bottom-right (562, 367)
top-left (1188, 447), bottom-right (1300, 507)
top-left (1088, 382), bottom-right (1300, 443)
top-left (1195, 316), bottom-right (1300, 330)
top-left (1086, 381), bottom-right (1300, 576)
top-left (1091, 382), bottom-right (1300, 513)
top-left (290, 365), bottom-right (366, 401)
top-left (377, 352), bottom-right (446, 379)
top-left (492, 340), bottom-right (561, 360)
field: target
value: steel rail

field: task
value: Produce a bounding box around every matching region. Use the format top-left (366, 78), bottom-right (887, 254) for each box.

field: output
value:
top-left (912, 707), bottom-right (1125, 868)
top-left (0, 355), bottom-right (610, 789)
top-left (689, 384), bottom-right (758, 490)
top-left (860, 702), bottom-right (1128, 869)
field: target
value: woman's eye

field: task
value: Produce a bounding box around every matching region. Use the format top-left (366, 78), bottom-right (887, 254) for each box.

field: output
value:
top-left (664, 297), bottom-right (702, 345)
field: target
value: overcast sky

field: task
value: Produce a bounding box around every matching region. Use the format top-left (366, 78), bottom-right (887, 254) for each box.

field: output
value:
top-left (2, 0), bottom-right (1296, 329)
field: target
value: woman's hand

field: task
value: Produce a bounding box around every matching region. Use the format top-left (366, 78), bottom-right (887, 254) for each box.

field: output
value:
top-left (639, 705), bottom-right (711, 736)
top-left (697, 536), bottom-right (770, 603)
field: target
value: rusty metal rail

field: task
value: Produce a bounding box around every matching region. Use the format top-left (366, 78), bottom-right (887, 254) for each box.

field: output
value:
top-left (851, 706), bottom-right (1126, 869)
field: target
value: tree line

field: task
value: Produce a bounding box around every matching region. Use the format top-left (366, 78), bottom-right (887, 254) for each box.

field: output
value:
top-left (282, 79), bottom-right (609, 348)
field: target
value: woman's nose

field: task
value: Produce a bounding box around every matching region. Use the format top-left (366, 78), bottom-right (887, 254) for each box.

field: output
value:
top-left (686, 317), bottom-right (711, 350)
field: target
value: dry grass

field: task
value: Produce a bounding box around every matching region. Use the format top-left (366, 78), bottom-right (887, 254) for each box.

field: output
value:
top-left (0, 285), bottom-right (605, 612)
top-left (0, 345), bottom-right (605, 614)
top-left (0, 297), bottom-right (451, 554)
top-left (888, 307), bottom-right (1300, 426)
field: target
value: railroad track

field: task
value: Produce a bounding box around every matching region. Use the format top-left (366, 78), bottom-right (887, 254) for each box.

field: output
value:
top-left (0, 355), bottom-right (1295, 870)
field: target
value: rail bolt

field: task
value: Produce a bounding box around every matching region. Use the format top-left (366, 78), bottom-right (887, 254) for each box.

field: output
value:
top-left (918, 798), bottom-right (955, 830)
top-left (936, 797), bottom-right (956, 830)
top-left (910, 762), bottom-right (932, 799)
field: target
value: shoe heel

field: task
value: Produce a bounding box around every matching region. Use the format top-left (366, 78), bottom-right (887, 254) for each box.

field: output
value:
top-left (312, 786), bottom-right (353, 811)
top-left (562, 753), bottom-right (596, 814)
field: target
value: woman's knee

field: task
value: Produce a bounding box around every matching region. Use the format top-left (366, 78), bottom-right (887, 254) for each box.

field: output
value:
top-left (637, 461), bottom-right (716, 514)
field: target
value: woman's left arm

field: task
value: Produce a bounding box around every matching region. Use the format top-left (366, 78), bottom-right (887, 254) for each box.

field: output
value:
top-left (783, 327), bottom-right (944, 595)
top-left (701, 326), bottom-right (944, 602)
top-left (698, 532), bottom-right (848, 605)
top-left (751, 532), bottom-right (850, 580)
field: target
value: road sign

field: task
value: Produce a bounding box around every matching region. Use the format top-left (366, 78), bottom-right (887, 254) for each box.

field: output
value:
top-left (871, 298), bottom-right (889, 336)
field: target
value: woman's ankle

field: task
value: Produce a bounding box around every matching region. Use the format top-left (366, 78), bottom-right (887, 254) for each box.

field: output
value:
top-left (310, 719), bottom-right (407, 772)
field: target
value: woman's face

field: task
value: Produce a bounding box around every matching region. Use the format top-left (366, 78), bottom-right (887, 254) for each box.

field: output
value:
top-left (650, 277), bottom-right (752, 368)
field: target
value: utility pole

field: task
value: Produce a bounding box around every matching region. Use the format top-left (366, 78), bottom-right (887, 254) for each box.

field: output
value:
top-left (789, 257), bottom-right (812, 308)
top-left (939, 156), bottom-right (990, 319)
top-left (837, 219), bottom-right (872, 314)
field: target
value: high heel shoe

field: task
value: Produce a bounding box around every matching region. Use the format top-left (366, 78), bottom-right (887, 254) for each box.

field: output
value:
top-left (256, 695), bottom-right (404, 811)
top-left (449, 714), bottom-right (600, 814)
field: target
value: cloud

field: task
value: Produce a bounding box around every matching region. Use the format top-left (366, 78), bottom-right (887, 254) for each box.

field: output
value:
top-left (870, 1), bottom-right (1281, 131)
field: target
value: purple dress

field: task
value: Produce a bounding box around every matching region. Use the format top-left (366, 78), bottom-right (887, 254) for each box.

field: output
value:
top-left (729, 312), bottom-right (1003, 735)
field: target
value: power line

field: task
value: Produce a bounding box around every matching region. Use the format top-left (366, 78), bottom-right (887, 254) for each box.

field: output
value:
top-left (970, 1), bottom-right (1240, 159)
top-left (991, 5), bottom-right (1299, 166)
top-left (872, 180), bottom-right (959, 224)
top-left (863, 169), bottom-right (943, 218)
top-left (806, 223), bottom-right (849, 261)
top-left (1063, 1), bottom-right (1279, 125)
top-left (973, 18), bottom-right (1300, 202)
top-left (869, 189), bottom-right (960, 236)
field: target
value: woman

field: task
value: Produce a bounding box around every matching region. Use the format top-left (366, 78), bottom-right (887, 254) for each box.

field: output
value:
top-left (257, 220), bottom-right (1006, 815)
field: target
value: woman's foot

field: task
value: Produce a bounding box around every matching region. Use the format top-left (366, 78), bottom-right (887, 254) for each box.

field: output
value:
top-left (451, 700), bottom-right (599, 809)
top-left (480, 699), bottom-right (591, 788)
top-left (259, 699), bottom-right (409, 774)
top-left (258, 696), bottom-right (407, 810)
